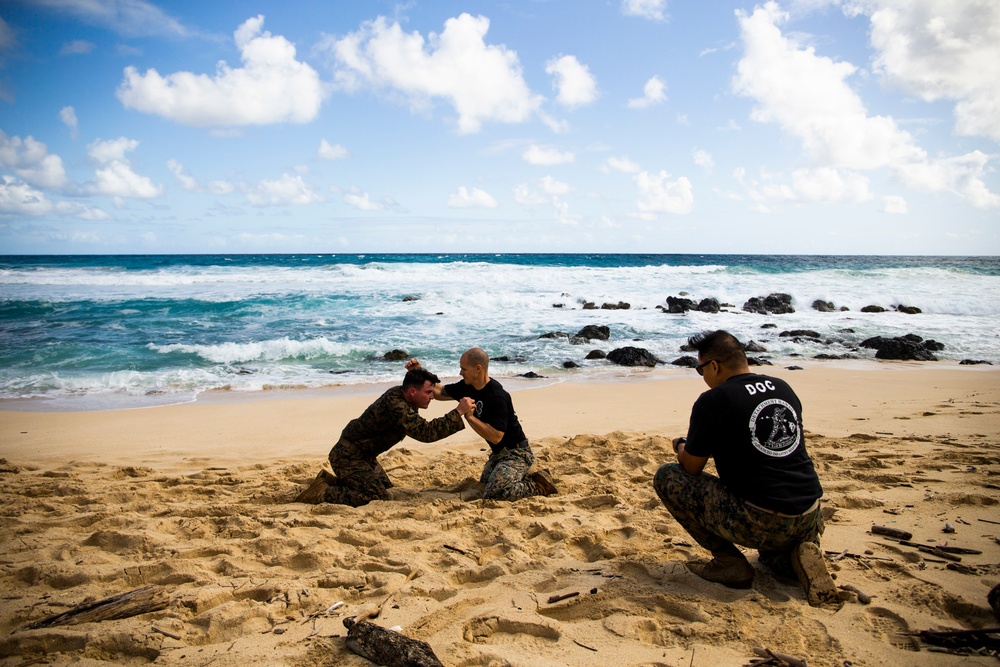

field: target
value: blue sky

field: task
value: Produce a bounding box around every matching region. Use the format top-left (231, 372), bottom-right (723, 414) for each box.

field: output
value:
top-left (0, 0), bottom-right (997, 255)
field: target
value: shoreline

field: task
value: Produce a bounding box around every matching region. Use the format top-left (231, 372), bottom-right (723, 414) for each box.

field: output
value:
top-left (1, 358), bottom-right (995, 415)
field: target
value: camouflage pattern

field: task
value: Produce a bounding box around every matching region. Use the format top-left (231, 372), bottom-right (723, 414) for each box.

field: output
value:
top-left (480, 443), bottom-right (539, 501)
top-left (323, 386), bottom-right (464, 507)
top-left (653, 463), bottom-right (824, 562)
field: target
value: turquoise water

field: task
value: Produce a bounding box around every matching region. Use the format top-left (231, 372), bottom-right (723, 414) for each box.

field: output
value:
top-left (2, 254), bottom-right (997, 410)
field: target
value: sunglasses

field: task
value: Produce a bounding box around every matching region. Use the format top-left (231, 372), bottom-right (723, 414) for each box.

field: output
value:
top-left (695, 359), bottom-right (717, 376)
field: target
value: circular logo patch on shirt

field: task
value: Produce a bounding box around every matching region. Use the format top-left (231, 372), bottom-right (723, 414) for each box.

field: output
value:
top-left (749, 398), bottom-right (801, 457)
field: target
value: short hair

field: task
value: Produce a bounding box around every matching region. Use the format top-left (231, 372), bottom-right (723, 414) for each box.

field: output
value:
top-left (688, 330), bottom-right (747, 369)
top-left (463, 347), bottom-right (489, 369)
top-left (402, 368), bottom-right (440, 390)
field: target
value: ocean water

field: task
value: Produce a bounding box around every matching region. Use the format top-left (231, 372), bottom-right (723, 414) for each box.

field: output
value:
top-left (1, 254), bottom-right (998, 411)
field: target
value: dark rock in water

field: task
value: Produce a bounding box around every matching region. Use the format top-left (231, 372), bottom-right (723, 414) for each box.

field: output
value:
top-left (585, 349), bottom-right (606, 360)
top-left (601, 301), bottom-right (630, 310)
top-left (680, 343), bottom-right (696, 352)
top-left (861, 305), bottom-right (886, 313)
top-left (747, 357), bottom-right (773, 366)
top-left (539, 331), bottom-right (568, 339)
top-left (743, 293), bottom-right (794, 315)
top-left (518, 371), bottom-right (546, 378)
top-left (814, 353), bottom-right (853, 360)
top-left (384, 349), bottom-right (408, 361)
top-left (779, 330), bottom-right (821, 338)
top-left (563, 360), bottom-right (578, 368)
top-left (672, 356), bottom-right (698, 368)
top-left (761, 323), bottom-right (777, 329)
top-left (665, 296), bottom-right (697, 313)
top-left (402, 295), bottom-right (420, 302)
top-left (607, 346), bottom-right (660, 367)
top-left (923, 339), bottom-right (945, 351)
top-left (960, 359), bottom-right (993, 365)
top-left (491, 356), bottom-right (527, 363)
top-left (838, 328), bottom-right (856, 333)
top-left (697, 298), bottom-right (721, 313)
top-left (744, 340), bottom-right (768, 352)
top-left (812, 300), bottom-right (836, 312)
top-left (582, 302), bottom-right (597, 310)
top-left (786, 365), bottom-right (804, 370)
top-left (895, 304), bottom-right (922, 314)
top-left (860, 335), bottom-right (938, 361)
top-left (574, 325), bottom-right (611, 341)
top-left (552, 303), bottom-right (564, 308)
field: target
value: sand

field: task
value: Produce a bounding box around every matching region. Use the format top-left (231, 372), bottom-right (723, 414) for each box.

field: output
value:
top-left (1, 365), bottom-right (998, 666)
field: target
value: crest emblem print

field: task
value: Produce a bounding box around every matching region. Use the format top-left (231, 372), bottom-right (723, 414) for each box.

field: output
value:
top-left (749, 399), bottom-right (800, 457)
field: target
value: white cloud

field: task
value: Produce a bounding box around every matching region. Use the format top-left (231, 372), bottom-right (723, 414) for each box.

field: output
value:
top-left (117, 15), bottom-right (323, 127)
top-left (846, 0), bottom-right (1000, 142)
top-left (60, 39), bottom-right (95, 55)
top-left (513, 183), bottom-right (548, 205)
top-left (343, 187), bottom-right (384, 211)
top-left (539, 175), bottom-right (572, 196)
top-left (604, 155), bottom-right (642, 173)
top-left (31, 0), bottom-right (188, 38)
top-left (882, 194), bottom-right (908, 213)
top-left (627, 75), bottom-right (667, 109)
top-left (791, 167), bottom-right (873, 203)
top-left (634, 170), bottom-right (694, 216)
top-left (693, 149), bottom-right (715, 170)
top-left (546, 55), bottom-right (598, 108)
top-left (323, 13), bottom-right (543, 134)
top-left (732, 2), bottom-right (998, 208)
top-left (0, 175), bottom-right (108, 219)
top-left (242, 173), bottom-right (323, 207)
top-left (448, 186), bottom-right (498, 208)
top-left (166, 159), bottom-right (198, 191)
top-left (0, 131), bottom-right (68, 189)
top-left (318, 139), bottom-right (349, 160)
top-left (622, 0), bottom-right (668, 22)
top-left (522, 144), bottom-right (574, 166)
top-left (86, 137), bottom-right (163, 198)
top-left (60, 106), bottom-right (78, 136)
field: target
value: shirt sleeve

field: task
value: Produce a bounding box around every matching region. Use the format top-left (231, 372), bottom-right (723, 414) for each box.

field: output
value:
top-left (397, 401), bottom-right (465, 443)
top-left (684, 391), bottom-right (724, 458)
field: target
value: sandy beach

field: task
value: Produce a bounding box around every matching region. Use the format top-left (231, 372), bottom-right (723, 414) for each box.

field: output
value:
top-left (1, 364), bottom-right (998, 666)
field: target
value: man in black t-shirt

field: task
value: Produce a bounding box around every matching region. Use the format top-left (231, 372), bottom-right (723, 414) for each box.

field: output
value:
top-left (419, 348), bottom-right (557, 500)
top-left (653, 330), bottom-right (840, 606)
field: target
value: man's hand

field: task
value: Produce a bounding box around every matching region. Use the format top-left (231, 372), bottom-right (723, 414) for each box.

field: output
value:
top-left (456, 397), bottom-right (475, 416)
top-left (672, 437), bottom-right (687, 454)
top-left (405, 358), bottom-right (422, 371)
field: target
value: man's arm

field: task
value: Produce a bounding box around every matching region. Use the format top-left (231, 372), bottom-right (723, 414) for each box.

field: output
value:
top-left (673, 437), bottom-right (708, 475)
top-left (464, 413), bottom-right (504, 445)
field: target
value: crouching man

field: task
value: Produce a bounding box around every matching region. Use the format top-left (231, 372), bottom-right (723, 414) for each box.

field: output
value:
top-left (653, 330), bottom-right (840, 606)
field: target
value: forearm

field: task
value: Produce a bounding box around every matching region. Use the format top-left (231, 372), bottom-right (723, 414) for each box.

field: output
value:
top-left (466, 414), bottom-right (503, 445)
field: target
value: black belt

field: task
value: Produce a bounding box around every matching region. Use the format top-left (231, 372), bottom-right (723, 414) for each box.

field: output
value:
top-left (745, 498), bottom-right (820, 518)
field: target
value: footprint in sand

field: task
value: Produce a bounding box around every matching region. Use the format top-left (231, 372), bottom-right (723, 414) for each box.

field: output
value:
top-left (462, 615), bottom-right (561, 646)
top-left (863, 606), bottom-right (919, 651)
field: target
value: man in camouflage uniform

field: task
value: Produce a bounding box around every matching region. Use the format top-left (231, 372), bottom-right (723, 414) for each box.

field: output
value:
top-left (419, 348), bottom-right (557, 501)
top-left (295, 364), bottom-right (475, 507)
top-left (653, 330), bottom-right (839, 606)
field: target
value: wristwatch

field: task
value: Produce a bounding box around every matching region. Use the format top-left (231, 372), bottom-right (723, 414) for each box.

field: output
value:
top-left (674, 437), bottom-right (686, 453)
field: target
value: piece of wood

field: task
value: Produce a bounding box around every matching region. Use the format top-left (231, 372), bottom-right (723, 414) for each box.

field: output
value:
top-left (887, 540), bottom-right (963, 562)
top-left (838, 584), bottom-right (871, 604)
top-left (22, 586), bottom-right (169, 631)
top-left (752, 646), bottom-right (808, 667)
top-left (871, 525), bottom-right (912, 540)
top-left (343, 617), bottom-right (443, 667)
top-left (546, 591), bottom-right (580, 604)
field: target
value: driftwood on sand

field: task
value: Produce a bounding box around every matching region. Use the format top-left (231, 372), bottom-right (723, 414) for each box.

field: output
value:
top-left (22, 585), bottom-right (169, 631)
top-left (343, 616), bottom-right (444, 667)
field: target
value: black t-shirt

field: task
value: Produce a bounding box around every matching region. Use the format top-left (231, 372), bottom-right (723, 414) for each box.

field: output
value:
top-left (443, 378), bottom-right (527, 453)
top-left (685, 373), bottom-right (822, 514)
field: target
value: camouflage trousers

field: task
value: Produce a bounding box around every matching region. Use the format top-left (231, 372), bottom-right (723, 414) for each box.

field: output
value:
top-left (324, 439), bottom-right (393, 507)
top-left (481, 443), bottom-right (539, 501)
top-left (653, 463), bottom-right (824, 565)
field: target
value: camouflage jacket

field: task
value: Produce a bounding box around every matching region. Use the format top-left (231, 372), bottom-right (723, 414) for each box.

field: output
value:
top-left (338, 386), bottom-right (464, 459)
